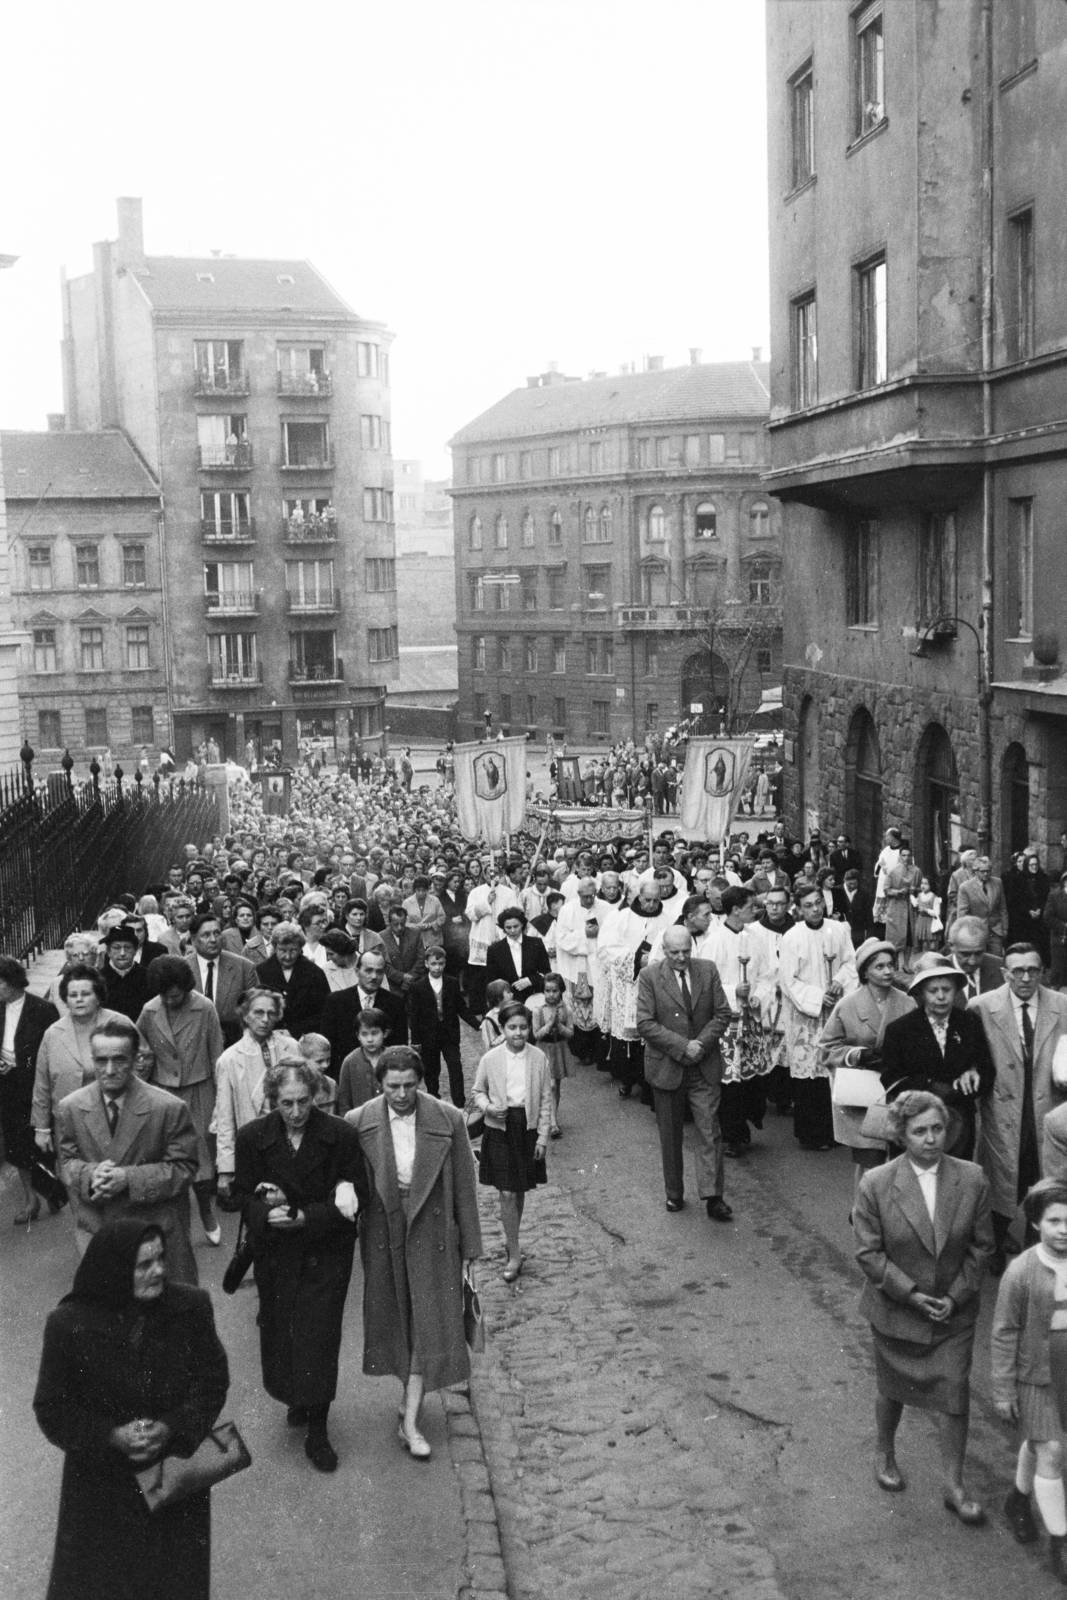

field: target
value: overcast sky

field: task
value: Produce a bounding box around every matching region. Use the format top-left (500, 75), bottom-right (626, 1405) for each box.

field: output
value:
top-left (0, 0), bottom-right (768, 479)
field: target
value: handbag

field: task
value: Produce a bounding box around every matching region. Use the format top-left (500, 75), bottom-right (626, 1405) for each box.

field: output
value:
top-left (222, 1218), bottom-right (254, 1295)
top-left (135, 1420), bottom-right (251, 1511)
top-left (859, 1077), bottom-right (908, 1142)
top-left (463, 1265), bottom-right (485, 1353)
top-left (831, 1066), bottom-right (885, 1109)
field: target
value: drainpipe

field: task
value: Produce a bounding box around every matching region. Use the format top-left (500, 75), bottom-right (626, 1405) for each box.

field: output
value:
top-left (978, 0), bottom-right (995, 854)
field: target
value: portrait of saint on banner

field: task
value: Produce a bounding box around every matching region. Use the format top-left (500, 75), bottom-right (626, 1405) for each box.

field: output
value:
top-left (703, 746), bottom-right (738, 797)
top-left (474, 750), bottom-right (507, 801)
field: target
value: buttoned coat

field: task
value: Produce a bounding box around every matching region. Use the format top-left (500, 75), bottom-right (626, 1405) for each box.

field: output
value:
top-left (854, 1153), bottom-right (993, 1344)
top-left (255, 952), bottom-right (331, 1042)
top-left (320, 984), bottom-right (408, 1074)
top-left (636, 957), bottom-right (732, 1092)
top-left (136, 991), bottom-right (223, 1183)
top-left (184, 949), bottom-right (256, 1046)
top-left (348, 1093), bottom-right (483, 1392)
top-left (30, 1008), bottom-right (130, 1131)
top-left (818, 984), bottom-right (917, 1150)
top-left (969, 983), bottom-right (1067, 1216)
top-left (0, 992), bottom-right (59, 1169)
top-left (956, 874), bottom-right (1008, 946)
top-left (55, 1076), bottom-right (200, 1283)
top-left (484, 933), bottom-right (552, 996)
top-left (879, 1005), bottom-right (996, 1157)
top-left (213, 1027), bottom-right (298, 1176)
top-left (380, 925), bottom-right (428, 992)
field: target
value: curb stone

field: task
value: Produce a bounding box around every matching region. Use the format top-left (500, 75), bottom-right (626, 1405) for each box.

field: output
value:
top-left (444, 1385), bottom-right (510, 1599)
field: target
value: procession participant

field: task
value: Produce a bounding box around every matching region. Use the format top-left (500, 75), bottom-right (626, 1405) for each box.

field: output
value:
top-left (184, 914), bottom-right (256, 1049)
top-left (945, 915), bottom-right (1005, 1004)
top-left (882, 844), bottom-right (924, 969)
top-left (464, 866), bottom-right (521, 1017)
top-left (649, 892), bottom-right (712, 964)
top-left (957, 857), bottom-right (1009, 957)
top-left (484, 909), bottom-right (551, 998)
top-left (0, 956), bottom-right (61, 1223)
top-left (256, 922), bottom-right (331, 1042)
top-left (99, 924), bottom-right (152, 1024)
top-left (699, 886), bottom-right (771, 1157)
top-left (408, 944), bottom-right (478, 1106)
top-left (320, 948), bottom-right (408, 1074)
top-left (595, 880), bottom-right (675, 1099)
top-left (472, 1004), bottom-right (551, 1282)
top-left (214, 988), bottom-right (297, 1204)
top-left (779, 884), bottom-right (858, 1150)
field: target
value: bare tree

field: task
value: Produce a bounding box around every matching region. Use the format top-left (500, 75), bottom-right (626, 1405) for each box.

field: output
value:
top-left (680, 575), bottom-right (783, 736)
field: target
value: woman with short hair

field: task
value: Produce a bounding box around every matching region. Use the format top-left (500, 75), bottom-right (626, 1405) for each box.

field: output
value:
top-left (0, 954), bottom-right (61, 1223)
top-left (214, 987), bottom-right (296, 1202)
top-left (32, 966), bottom-right (127, 1185)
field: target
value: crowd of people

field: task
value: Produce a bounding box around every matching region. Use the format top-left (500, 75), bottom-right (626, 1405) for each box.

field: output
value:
top-left (6, 751), bottom-right (1067, 1589)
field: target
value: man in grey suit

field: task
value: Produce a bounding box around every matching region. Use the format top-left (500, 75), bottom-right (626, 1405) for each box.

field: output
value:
top-left (185, 912), bottom-right (256, 1047)
top-left (636, 927), bottom-right (734, 1220)
top-left (55, 1016), bottom-right (200, 1282)
top-left (946, 915), bottom-right (1005, 1007)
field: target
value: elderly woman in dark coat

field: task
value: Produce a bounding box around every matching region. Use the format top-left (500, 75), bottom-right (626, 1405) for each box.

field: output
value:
top-left (33, 1218), bottom-right (229, 1600)
top-left (347, 1045), bottom-right (483, 1461)
top-left (0, 953), bottom-right (62, 1221)
top-left (234, 1057), bottom-right (368, 1473)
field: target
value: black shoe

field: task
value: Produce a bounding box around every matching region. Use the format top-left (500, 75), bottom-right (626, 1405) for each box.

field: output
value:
top-left (724, 1141), bottom-right (746, 1158)
top-left (287, 1406), bottom-right (309, 1428)
top-left (1050, 1534), bottom-right (1067, 1585)
top-left (665, 1197), bottom-right (684, 1213)
top-left (305, 1428), bottom-right (338, 1472)
top-left (706, 1197), bottom-right (734, 1223)
top-left (1004, 1487), bottom-right (1039, 1545)
top-left (618, 1085), bottom-right (632, 1098)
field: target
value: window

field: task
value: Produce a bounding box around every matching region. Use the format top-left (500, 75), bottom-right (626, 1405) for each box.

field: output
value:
top-left (749, 561), bottom-right (774, 605)
top-left (603, 638), bottom-right (614, 675)
top-left (586, 637), bottom-right (599, 675)
top-left (286, 560), bottom-right (335, 608)
top-left (79, 627), bottom-right (104, 670)
top-left (708, 433), bottom-right (726, 464)
top-left (638, 438), bottom-right (654, 470)
top-left (645, 701), bottom-right (659, 731)
top-left (495, 514), bottom-right (509, 549)
top-left (655, 436), bottom-right (670, 468)
top-left (648, 505), bottom-right (666, 542)
top-left (585, 566), bottom-right (610, 611)
top-left (193, 339), bottom-right (243, 391)
top-left (791, 60), bottom-right (815, 186)
top-left (491, 578), bottom-right (512, 612)
top-left (521, 572), bottom-right (538, 612)
top-left (204, 560), bottom-right (255, 610)
top-left (548, 446), bottom-right (561, 477)
top-left (583, 507), bottom-right (596, 543)
top-left (853, 3), bottom-right (885, 139)
top-left (368, 626), bottom-right (399, 662)
top-left (524, 637), bottom-right (537, 672)
top-left (473, 635), bottom-right (486, 670)
top-left (277, 344), bottom-right (327, 393)
top-left (33, 628), bottom-right (57, 673)
top-left (360, 414), bottom-right (382, 449)
top-left (1008, 498), bottom-right (1034, 638)
top-left (526, 694), bottom-right (538, 727)
top-left (497, 636), bottom-right (511, 673)
top-left (845, 519), bottom-right (878, 626)
top-left (548, 510), bottom-right (563, 546)
top-left (599, 506), bottom-right (612, 543)
top-left (589, 439), bottom-right (603, 473)
top-left (792, 293), bottom-right (818, 407)
top-left (750, 502), bottom-right (771, 538)
top-left (554, 697), bottom-right (567, 728)
top-left (856, 256), bottom-right (887, 389)
top-left (131, 706), bottom-right (154, 744)
top-left (522, 512), bottom-right (535, 547)
top-left (201, 490), bottom-right (251, 537)
top-left (684, 435), bottom-right (701, 467)
top-left (552, 637), bottom-right (566, 673)
top-left (356, 342), bottom-right (380, 377)
top-left (28, 546), bottom-right (52, 590)
top-left (520, 451), bottom-right (532, 480)
top-left (283, 420), bottom-right (330, 468)
top-left (492, 454), bottom-right (507, 483)
top-left (363, 488), bottom-right (393, 521)
top-left (126, 625), bottom-right (150, 669)
top-left (1009, 209), bottom-right (1035, 362)
top-left (381, 353), bottom-right (390, 387)
top-left (643, 565), bottom-right (669, 606)
top-left (85, 707), bottom-right (108, 746)
top-left (38, 710), bottom-right (61, 748)
top-left (918, 512), bottom-right (957, 626)
top-left (695, 502), bottom-right (717, 539)
top-left (210, 632), bottom-right (258, 681)
top-left (645, 638), bottom-right (659, 676)
top-left (740, 432), bottom-right (757, 464)
top-left (726, 434), bottom-right (741, 461)
top-left (469, 575), bottom-right (485, 611)
top-left (469, 515), bottom-right (483, 550)
top-left (76, 545), bottom-right (100, 589)
top-left (500, 693), bottom-right (512, 725)
top-left (197, 413), bottom-right (248, 466)
top-left (591, 700), bottom-right (611, 735)
top-left (364, 557), bottom-right (396, 591)
top-left (757, 649), bottom-right (772, 675)
top-left (481, 459), bottom-right (492, 484)
top-left (122, 545), bottom-right (146, 586)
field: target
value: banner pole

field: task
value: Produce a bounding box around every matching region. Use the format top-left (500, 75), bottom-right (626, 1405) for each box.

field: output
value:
top-left (524, 819), bottom-right (550, 889)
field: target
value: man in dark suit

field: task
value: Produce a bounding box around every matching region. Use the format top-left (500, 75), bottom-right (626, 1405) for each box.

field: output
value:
top-left (635, 927), bottom-right (734, 1220)
top-left (256, 921), bottom-right (331, 1042)
top-left (379, 905), bottom-right (427, 997)
top-left (833, 869), bottom-right (874, 948)
top-left (946, 915), bottom-right (1005, 1007)
top-left (829, 834), bottom-right (864, 880)
top-left (123, 911), bottom-right (168, 970)
top-left (320, 947), bottom-right (408, 1075)
top-left (409, 945), bottom-right (478, 1104)
top-left (0, 955), bottom-right (62, 1218)
top-left (101, 923), bottom-right (153, 1023)
top-left (484, 908), bottom-right (551, 998)
top-left (184, 912), bottom-right (257, 1047)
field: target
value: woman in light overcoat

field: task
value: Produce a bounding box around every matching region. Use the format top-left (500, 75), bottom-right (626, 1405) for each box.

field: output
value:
top-left (213, 987), bottom-right (296, 1198)
top-left (32, 967), bottom-right (129, 1146)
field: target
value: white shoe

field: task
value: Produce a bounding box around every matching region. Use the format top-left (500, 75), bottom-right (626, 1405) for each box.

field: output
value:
top-left (204, 1224), bottom-right (222, 1246)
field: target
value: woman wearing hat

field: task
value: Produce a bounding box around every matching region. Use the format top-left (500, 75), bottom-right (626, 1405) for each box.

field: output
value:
top-left (819, 939), bottom-right (917, 1206)
top-left (879, 952), bottom-right (996, 1159)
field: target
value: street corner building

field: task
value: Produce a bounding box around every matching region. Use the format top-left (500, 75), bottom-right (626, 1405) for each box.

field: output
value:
top-left (449, 356), bottom-right (783, 747)
top-left (766, 0), bottom-right (1067, 873)
top-left (56, 197), bottom-right (399, 767)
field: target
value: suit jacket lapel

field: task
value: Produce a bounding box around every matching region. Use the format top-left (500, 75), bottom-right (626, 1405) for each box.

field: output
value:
top-left (1034, 990), bottom-right (1058, 1059)
top-left (987, 988), bottom-right (1022, 1062)
top-left (83, 1087), bottom-right (112, 1154)
top-left (108, 1080), bottom-right (151, 1163)
top-left (894, 1161), bottom-right (936, 1255)
top-left (933, 1159), bottom-right (962, 1256)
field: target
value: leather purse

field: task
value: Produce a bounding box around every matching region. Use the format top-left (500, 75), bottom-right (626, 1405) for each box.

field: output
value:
top-left (222, 1218), bottom-right (254, 1295)
top-left (135, 1421), bottom-right (251, 1511)
top-left (463, 1265), bottom-right (485, 1353)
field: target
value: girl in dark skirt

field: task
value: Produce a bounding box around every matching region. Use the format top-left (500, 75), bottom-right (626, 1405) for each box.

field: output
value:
top-left (472, 1002), bottom-right (552, 1282)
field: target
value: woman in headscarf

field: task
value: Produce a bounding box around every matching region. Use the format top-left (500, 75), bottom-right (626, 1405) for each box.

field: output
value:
top-left (33, 1218), bottom-right (229, 1600)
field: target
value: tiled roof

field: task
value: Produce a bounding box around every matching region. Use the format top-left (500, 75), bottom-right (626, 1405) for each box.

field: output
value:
top-left (391, 646), bottom-right (459, 695)
top-left (1, 431), bottom-right (159, 499)
top-left (451, 361), bottom-right (771, 445)
top-left (137, 256), bottom-right (359, 318)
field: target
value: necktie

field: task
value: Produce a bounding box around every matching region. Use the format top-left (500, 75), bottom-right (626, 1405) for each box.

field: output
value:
top-left (679, 971), bottom-right (693, 1020)
top-left (205, 961), bottom-right (215, 1002)
top-left (105, 1097), bottom-right (119, 1136)
top-left (1019, 1001), bottom-right (1040, 1197)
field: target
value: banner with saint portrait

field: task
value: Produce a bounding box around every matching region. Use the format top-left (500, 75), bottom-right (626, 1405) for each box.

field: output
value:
top-left (678, 737), bottom-right (754, 845)
top-left (453, 736), bottom-right (528, 846)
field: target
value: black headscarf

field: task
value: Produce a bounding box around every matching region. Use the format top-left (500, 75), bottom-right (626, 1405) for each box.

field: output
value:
top-left (66, 1219), bottom-right (166, 1308)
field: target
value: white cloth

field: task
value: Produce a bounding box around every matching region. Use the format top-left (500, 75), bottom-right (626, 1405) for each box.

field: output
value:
top-left (908, 1159), bottom-right (940, 1224)
top-left (303, 941), bottom-right (330, 972)
top-left (504, 1047), bottom-right (528, 1106)
top-left (554, 898), bottom-right (601, 987)
top-left (388, 1104), bottom-right (417, 1187)
top-left (326, 964), bottom-right (358, 993)
top-left (778, 918), bottom-right (858, 1080)
top-left (465, 883), bottom-right (521, 965)
top-left (636, 866), bottom-right (688, 900)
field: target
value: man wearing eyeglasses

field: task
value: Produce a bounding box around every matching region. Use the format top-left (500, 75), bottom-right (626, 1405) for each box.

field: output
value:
top-left (969, 942), bottom-right (1067, 1274)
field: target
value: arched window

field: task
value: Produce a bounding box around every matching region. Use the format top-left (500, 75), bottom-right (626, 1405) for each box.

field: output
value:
top-left (1001, 743), bottom-right (1030, 862)
top-left (695, 501), bottom-right (717, 539)
top-left (548, 509), bottom-right (563, 546)
top-left (522, 511), bottom-right (535, 547)
top-left (583, 507), bottom-right (596, 543)
top-left (845, 707), bottom-right (882, 876)
top-left (599, 505), bottom-right (612, 542)
top-left (469, 515), bottom-right (483, 551)
top-left (495, 514), bottom-right (508, 550)
top-left (914, 723), bottom-right (960, 882)
top-left (648, 505), bottom-right (666, 542)
top-left (750, 502), bottom-right (770, 538)
top-left (798, 696), bottom-right (820, 835)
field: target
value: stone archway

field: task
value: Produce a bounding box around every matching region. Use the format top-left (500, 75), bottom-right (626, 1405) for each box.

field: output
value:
top-left (913, 723), bottom-right (960, 887)
top-left (681, 650), bottom-right (729, 732)
top-left (1001, 742), bottom-right (1030, 864)
top-left (844, 706), bottom-right (882, 883)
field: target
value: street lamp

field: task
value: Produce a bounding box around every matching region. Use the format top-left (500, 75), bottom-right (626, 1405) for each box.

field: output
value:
top-left (910, 614), bottom-right (992, 853)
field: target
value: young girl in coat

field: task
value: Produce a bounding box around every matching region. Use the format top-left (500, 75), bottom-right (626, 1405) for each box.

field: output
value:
top-left (529, 972), bottom-right (574, 1138)
top-left (992, 1178), bottom-right (1067, 1582)
top-left (479, 979), bottom-right (514, 1053)
top-left (472, 1002), bottom-right (551, 1283)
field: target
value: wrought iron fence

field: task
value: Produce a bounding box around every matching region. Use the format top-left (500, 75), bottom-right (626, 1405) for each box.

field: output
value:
top-left (0, 757), bottom-right (219, 960)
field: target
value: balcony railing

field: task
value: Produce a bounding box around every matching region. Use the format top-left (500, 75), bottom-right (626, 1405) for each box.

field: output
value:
top-left (283, 515), bottom-right (338, 543)
top-left (277, 372), bottom-right (333, 397)
top-left (194, 372), bottom-right (249, 397)
top-left (281, 451), bottom-right (334, 471)
top-left (201, 519), bottom-right (256, 544)
top-left (615, 604), bottom-right (711, 629)
top-left (198, 442), bottom-right (252, 471)
top-left (205, 591), bottom-right (259, 616)
top-left (286, 589), bottom-right (341, 615)
top-left (289, 658), bottom-right (344, 686)
top-left (209, 662), bottom-right (263, 688)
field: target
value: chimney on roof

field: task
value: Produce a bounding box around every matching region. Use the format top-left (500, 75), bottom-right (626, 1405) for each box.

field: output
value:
top-left (115, 197), bottom-right (145, 271)
top-left (752, 345), bottom-right (763, 362)
top-left (689, 348), bottom-right (702, 366)
top-left (647, 355), bottom-right (664, 372)
top-left (46, 413), bottom-right (66, 433)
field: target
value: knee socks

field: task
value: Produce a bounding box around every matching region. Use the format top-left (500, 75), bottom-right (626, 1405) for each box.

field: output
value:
top-left (1034, 1474), bottom-right (1067, 1538)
